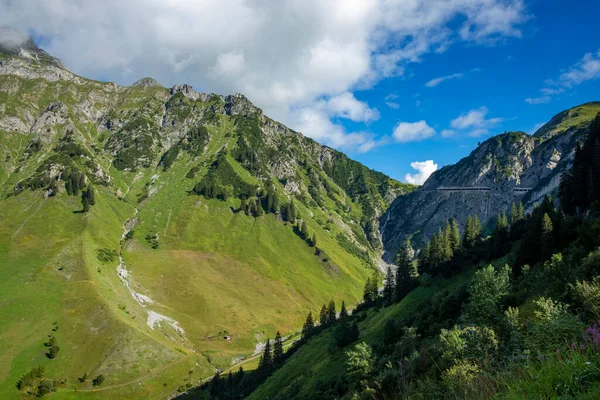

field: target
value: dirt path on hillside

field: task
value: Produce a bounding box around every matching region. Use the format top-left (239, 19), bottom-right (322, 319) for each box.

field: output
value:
top-left (67, 355), bottom-right (191, 393)
top-left (11, 194), bottom-right (47, 241)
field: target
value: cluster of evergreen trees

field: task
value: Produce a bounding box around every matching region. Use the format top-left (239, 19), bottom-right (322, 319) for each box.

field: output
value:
top-left (206, 329), bottom-right (302, 399)
top-left (419, 218), bottom-right (463, 273)
top-left (192, 152), bottom-right (257, 200)
top-left (375, 202), bottom-right (528, 307)
top-left (559, 113), bottom-right (600, 215)
top-left (81, 184), bottom-right (95, 213)
top-left (63, 168), bottom-right (86, 196)
top-left (200, 299), bottom-right (357, 399)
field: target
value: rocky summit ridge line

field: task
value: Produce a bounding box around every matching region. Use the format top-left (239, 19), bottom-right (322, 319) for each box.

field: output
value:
top-left (381, 101), bottom-right (600, 256)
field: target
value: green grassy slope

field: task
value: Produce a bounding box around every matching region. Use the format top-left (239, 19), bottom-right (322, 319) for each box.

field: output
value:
top-left (247, 270), bottom-right (473, 399)
top-left (533, 102), bottom-right (600, 140)
top-left (0, 56), bottom-right (414, 398)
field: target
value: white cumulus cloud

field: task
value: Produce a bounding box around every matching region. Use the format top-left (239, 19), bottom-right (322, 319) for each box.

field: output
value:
top-left (450, 106), bottom-right (504, 136)
top-left (325, 92), bottom-right (380, 122)
top-left (1, 0), bottom-right (529, 152)
top-left (526, 49), bottom-right (600, 105)
top-left (558, 49), bottom-right (600, 87)
top-left (393, 121), bottom-right (436, 142)
top-left (405, 160), bottom-right (438, 185)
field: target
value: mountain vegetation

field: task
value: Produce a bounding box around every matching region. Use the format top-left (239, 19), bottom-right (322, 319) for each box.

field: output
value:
top-left (185, 113), bottom-right (600, 399)
top-left (0, 37), bottom-right (414, 399)
top-left (3, 31), bottom-right (600, 400)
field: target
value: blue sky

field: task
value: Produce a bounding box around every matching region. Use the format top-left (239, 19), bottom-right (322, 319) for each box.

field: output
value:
top-left (3, 0), bottom-right (599, 184)
top-left (350, 0), bottom-right (600, 183)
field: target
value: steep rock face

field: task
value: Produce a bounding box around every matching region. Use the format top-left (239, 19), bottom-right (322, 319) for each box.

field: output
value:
top-left (0, 27), bottom-right (65, 69)
top-left (382, 104), bottom-right (600, 256)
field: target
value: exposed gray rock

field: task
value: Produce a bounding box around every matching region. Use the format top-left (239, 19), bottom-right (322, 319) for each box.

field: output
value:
top-left (132, 77), bottom-right (162, 88)
top-left (30, 102), bottom-right (69, 140)
top-left (382, 123), bottom-right (592, 258)
top-left (170, 84), bottom-right (199, 100)
top-left (224, 93), bottom-right (262, 116)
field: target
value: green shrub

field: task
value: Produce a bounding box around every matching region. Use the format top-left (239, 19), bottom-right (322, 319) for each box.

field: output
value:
top-left (92, 374), bottom-right (105, 386)
top-left (36, 379), bottom-right (56, 397)
top-left (571, 277), bottom-right (600, 321)
top-left (17, 366), bottom-right (45, 390)
top-left (463, 264), bottom-right (510, 325)
top-left (96, 248), bottom-right (118, 263)
top-left (526, 297), bottom-right (584, 354)
top-left (440, 325), bottom-right (499, 367)
top-left (145, 232), bottom-right (159, 249)
top-left (192, 153), bottom-right (257, 200)
top-left (346, 342), bottom-right (374, 380)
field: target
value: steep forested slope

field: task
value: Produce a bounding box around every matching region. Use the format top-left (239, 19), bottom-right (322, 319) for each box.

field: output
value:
top-left (382, 102), bottom-right (600, 255)
top-left (211, 114), bottom-right (600, 400)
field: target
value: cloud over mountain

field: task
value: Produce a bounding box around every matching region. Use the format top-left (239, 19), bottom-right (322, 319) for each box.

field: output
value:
top-left (1, 0), bottom-right (528, 151)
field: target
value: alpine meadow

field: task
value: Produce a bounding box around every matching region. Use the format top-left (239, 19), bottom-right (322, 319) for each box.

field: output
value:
top-left (2, 1), bottom-right (600, 399)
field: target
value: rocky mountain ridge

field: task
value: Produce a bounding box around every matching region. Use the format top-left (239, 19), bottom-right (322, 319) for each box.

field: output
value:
top-left (0, 33), bottom-right (419, 399)
top-left (382, 102), bottom-right (600, 256)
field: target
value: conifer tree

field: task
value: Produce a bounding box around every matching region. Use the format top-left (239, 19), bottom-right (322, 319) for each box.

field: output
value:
top-left (78, 173), bottom-right (86, 195)
top-left (266, 187), bottom-right (275, 212)
top-left (311, 233), bottom-right (317, 247)
top-left (395, 239), bottom-right (416, 301)
top-left (498, 211), bottom-right (508, 230)
top-left (283, 203), bottom-right (291, 221)
top-left (210, 372), bottom-right (221, 396)
top-left (363, 273), bottom-right (378, 303)
top-left (491, 211), bottom-right (509, 258)
top-left (301, 221), bottom-right (309, 239)
top-left (339, 300), bottom-right (348, 320)
top-left (463, 215), bottom-right (473, 247)
top-left (301, 312), bottom-right (315, 340)
top-left (82, 184), bottom-right (95, 213)
top-left (463, 214), bottom-right (482, 248)
top-left (510, 202), bottom-right (521, 225)
top-left (428, 229), bottom-right (449, 269)
top-left (449, 218), bottom-right (461, 251)
top-left (227, 371), bottom-right (233, 390)
top-left (273, 331), bottom-right (284, 366)
top-left (236, 366), bottom-right (244, 384)
top-left (289, 201), bottom-right (297, 223)
top-left (518, 202), bottom-right (525, 220)
top-left (257, 199), bottom-right (264, 216)
top-left (419, 242), bottom-right (431, 274)
top-left (319, 304), bottom-right (328, 325)
top-left (272, 192), bottom-right (280, 215)
top-left (327, 300), bottom-right (337, 325)
top-left (368, 272), bottom-right (379, 302)
top-left (348, 321), bottom-right (359, 343)
top-left (442, 223), bottom-right (453, 261)
top-left (240, 198), bottom-right (248, 214)
top-left (541, 212), bottom-right (554, 260)
top-left (258, 339), bottom-right (272, 371)
top-left (383, 265), bottom-right (395, 303)
top-left (363, 276), bottom-right (372, 303)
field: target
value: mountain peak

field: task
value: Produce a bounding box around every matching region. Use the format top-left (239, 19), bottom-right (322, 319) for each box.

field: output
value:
top-left (132, 77), bottom-right (162, 88)
top-left (534, 101), bottom-right (600, 140)
top-left (0, 27), bottom-right (64, 69)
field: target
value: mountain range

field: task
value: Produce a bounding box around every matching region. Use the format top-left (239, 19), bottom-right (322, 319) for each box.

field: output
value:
top-left (382, 101), bottom-right (600, 255)
top-left (1, 32), bottom-right (599, 399)
top-left (0, 33), bottom-right (412, 399)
